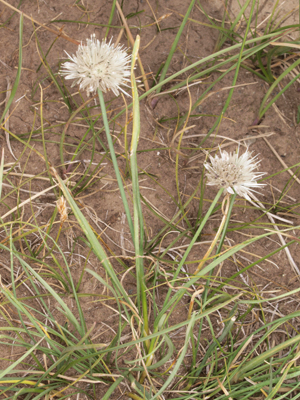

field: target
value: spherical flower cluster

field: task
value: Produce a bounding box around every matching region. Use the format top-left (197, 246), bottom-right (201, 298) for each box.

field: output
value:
top-left (60, 34), bottom-right (131, 96)
top-left (204, 148), bottom-right (265, 200)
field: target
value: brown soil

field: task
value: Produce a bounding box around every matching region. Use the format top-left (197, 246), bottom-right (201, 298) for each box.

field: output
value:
top-left (0, 0), bottom-right (300, 399)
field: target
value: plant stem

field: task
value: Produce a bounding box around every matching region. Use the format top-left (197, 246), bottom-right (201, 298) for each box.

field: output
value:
top-left (130, 36), bottom-right (149, 339)
top-left (98, 88), bottom-right (134, 241)
top-left (194, 193), bottom-right (230, 275)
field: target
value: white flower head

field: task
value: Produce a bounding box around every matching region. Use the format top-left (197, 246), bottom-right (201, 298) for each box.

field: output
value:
top-left (204, 148), bottom-right (265, 200)
top-left (60, 34), bottom-right (131, 96)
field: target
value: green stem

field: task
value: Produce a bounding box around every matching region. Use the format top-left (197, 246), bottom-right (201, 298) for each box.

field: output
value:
top-left (152, 188), bottom-right (224, 338)
top-left (130, 36), bottom-right (149, 339)
top-left (193, 193), bottom-right (230, 275)
top-left (97, 89), bottom-right (134, 241)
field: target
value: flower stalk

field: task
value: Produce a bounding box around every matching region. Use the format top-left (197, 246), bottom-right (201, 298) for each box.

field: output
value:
top-left (98, 88), bottom-right (134, 240)
top-left (60, 34), bottom-right (135, 240)
top-left (194, 192), bottom-right (230, 276)
top-left (130, 36), bottom-right (149, 340)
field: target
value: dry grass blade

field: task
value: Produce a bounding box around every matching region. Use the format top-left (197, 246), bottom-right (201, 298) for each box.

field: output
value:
top-left (230, 335), bottom-right (253, 369)
top-left (270, 41), bottom-right (300, 49)
top-left (116, 1), bottom-right (150, 92)
top-left (3, 77), bottom-right (17, 160)
top-left (0, 0), bottom-right (80, 45)
top-left (217, 378), bottom-right (233, 400)
top-left (249, 192), bottom-right (300, 279)
top-left (1, 183), bottom-right (58, 220)
top-left (145, 0), bottom-right (161, 31)
top-left (263, 136), bottom-right (300, 186)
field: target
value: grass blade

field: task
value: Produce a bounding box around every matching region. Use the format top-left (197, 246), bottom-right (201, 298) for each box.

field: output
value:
top-left (156, 0), bottom-right (196, 93)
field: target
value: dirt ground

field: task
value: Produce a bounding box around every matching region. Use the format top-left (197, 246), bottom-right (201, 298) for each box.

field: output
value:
top-left (1, 0), bottom-right (300, 398)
